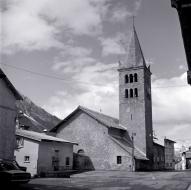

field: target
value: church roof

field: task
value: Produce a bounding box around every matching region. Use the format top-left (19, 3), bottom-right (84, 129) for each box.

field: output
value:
top-left (0, 67), bottom-right (22, 100)
top-left (51, 105), bottom-right (126, 132)
top-left (110, 135), bottom-right (148, 160)
top-left (119, 26), bottom-right (146, 69)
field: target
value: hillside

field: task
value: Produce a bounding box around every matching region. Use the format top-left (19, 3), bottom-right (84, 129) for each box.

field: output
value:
top-left (16, 96), bottom-right (61, 132)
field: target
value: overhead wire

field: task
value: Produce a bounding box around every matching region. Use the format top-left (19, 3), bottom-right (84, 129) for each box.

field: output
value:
top-left (1, 63), bottom-right (188, 89)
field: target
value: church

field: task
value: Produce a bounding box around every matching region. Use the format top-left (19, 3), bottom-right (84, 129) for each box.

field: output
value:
top-left (51, 27), bottom-right (173, 171)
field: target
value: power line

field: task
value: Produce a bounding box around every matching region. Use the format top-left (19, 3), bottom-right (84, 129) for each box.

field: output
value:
top-left (1, 63), bottom-right (106, 87)
top-left (1, 63), bottom-right (189, 89)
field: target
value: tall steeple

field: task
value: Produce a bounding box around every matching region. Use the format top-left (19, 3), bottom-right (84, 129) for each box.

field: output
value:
top-left (118, 26), bottom-right (153, 164)
top-left (120, 26), bottom-right (146, 69)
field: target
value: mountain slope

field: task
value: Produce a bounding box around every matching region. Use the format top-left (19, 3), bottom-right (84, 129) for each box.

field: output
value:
top-left (16, 96), bottom-right (60, 132)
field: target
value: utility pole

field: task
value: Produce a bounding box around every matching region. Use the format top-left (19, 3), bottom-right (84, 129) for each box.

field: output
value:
top-left (131, 132), bottom-right (136, 171)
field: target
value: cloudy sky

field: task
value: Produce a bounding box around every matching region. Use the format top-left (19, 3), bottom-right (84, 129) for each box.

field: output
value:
top-left (1, 0), bottom-right (191, 150)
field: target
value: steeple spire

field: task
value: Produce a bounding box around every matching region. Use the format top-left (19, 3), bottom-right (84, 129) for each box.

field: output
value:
top-left (121, 25), bottom-right (146, 69)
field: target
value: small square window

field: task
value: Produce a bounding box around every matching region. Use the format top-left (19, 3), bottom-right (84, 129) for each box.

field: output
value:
top-left (117, 156), bottom-right (122, 164)
top-left (24, 156), bottom-right (30, 162)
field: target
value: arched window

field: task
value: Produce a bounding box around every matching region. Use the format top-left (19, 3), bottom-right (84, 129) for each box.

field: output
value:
top-left (125, 75), bottom-right (129, 83)
top-left (77, 149), bottom-right (85, 154)
top-left (125, 89), bottom-right (128, 98)
top-left (130, 89), bottom-right (133, 98)
top-left (130, 74), bottom-right (133, 83)
top-left (134, 88), bottom-right (138, 97)
top-left (134, 73), bottom-right (138, 82)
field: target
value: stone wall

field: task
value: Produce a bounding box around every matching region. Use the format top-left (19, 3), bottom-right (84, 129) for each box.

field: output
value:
top-left (164, 139), bottom-right (175, 169)
top-left (153, 143), bottom-right (165, 170)
top-left (38, 141), bottom-right (74, 175)
top-left (119, 67), bottom-right (146, 155)
top-left (0, 79), bottom-right (17, 160)
top-left (56, 111), bottom-right (132, 170)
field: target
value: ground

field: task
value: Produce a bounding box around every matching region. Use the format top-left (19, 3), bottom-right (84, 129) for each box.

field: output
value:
top-left (15, 170), bottom-right (191, 190)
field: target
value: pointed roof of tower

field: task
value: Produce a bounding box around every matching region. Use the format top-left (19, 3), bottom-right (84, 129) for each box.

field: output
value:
top-left (121, 26), bottom-right (146, 69)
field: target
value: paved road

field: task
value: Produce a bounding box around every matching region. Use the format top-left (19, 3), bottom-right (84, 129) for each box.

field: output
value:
top-left (13, 170), bottom-right (191, 190)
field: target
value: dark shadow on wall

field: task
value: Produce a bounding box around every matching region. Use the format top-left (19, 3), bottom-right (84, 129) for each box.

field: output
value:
top-left (73, 152), bottom-right (95, 172)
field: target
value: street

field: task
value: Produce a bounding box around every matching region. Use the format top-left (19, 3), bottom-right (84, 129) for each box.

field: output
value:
top-left (12, 170), bottom-right (191, 190)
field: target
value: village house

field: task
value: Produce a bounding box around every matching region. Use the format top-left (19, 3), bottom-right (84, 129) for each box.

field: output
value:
top-left (15, 129), bottom-right (77, 177)
top-left (152, 138), bottom-right (176, 170)
top-left (153, 142), bottom-right (165, 170)
top-left (50, 27), bottom-right (173, 171)
top-left (181, 147), bottom-right (191, 170)
top-left (164, 138), bottom-right (176, 169)
top-left (0, 68), bottom-right (22, 160)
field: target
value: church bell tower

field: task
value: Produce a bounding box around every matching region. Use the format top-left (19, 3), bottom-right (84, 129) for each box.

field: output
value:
top-left (118, 26), bottom-right (153, 160)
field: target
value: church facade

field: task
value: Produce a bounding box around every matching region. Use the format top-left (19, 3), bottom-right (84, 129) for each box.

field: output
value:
top-left (51, 27), bottom-right (169, 171)
top-left (51, 106), bottom-right (148, 171)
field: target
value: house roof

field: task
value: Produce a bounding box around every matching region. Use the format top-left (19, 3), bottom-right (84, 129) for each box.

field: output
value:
top-left (164, 138), bottom-right (176, 143)
top-left (0, 68), bottom-right (22, 100)
top-left (16, 129), bottom-right (78, 145)
top-left (51, 106), bottom-right (126, 132)
top-left (153, 142), bottom-right (164, 149)
top-left (110, 135), bottom-right (148, 160)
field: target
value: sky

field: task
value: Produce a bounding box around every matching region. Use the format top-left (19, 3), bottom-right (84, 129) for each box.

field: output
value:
top-left (0, 0), bottom-right (191, 150)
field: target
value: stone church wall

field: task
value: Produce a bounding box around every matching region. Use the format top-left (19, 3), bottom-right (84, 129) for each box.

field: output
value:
top-left (56, 111), bottom-right (132, 170)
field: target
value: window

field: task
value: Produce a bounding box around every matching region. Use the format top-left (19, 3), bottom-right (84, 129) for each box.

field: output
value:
top-left (134, 88), bottom-right (138, 97)
top-left (134, 73), bottom-right (138, 82)
top-left (66, 157), bottom-right (70, 166)
top-left (77, 149), bottom-right (85, 154)
top-left (117, 156), bottom-right (122, 164)
top-left (125, 75), bottom-right (129, 83)
top-left (125, 89), bottom-right (128, 98)
top-left (16, 137), bottom-right (24, 148)
top-left (130, 89), bottom-right (133, 98)
top-left (130, 74), bottom-right (133, 83)
top-left (24, 156), bottom-right (30, 162)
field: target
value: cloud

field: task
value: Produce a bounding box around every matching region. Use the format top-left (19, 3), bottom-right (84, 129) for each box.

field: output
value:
top-left (1, 0), bottom-right (109, 53)
top-left (111, 7), bottom-right (132, 22)
top-left (99, 33), bottom-right (128, 56)
top-left (52, 46), bottom-right (95, 71)
top-left (134, 0), bottom-right (142, 15)
top-left (44, 61), bottom-right (118, 119)
top-left (152, 73), bottom-right (191, 142)
top-left (44, 68), bottom-right (191, 148)
top-left (45, 42), bottom-right (119, 118)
